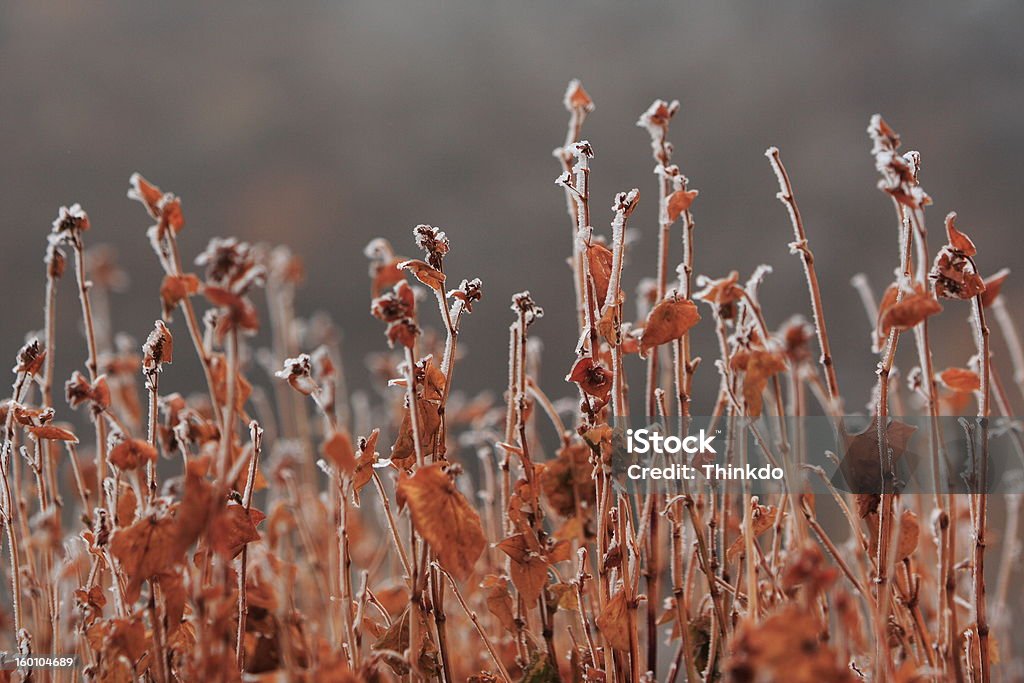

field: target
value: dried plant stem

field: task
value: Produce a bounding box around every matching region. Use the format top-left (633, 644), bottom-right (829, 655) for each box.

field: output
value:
top-left (433, 563), bottom-right (513, 683)
top-left (236, 422), bottom-right (262, 670)
top-left (970, 292), bottom-right (992, 683)
top-left (766, 147), bottom-right (841, 409)
top-left (71, 238), bottom-right (110, 497)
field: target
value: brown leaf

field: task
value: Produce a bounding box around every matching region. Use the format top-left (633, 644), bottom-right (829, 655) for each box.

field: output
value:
top-left (878, 286), bottom-right (942, 334)
top-left (730, 350), bottom-right (787, 417)
top-left (398, 259), bottom-right (446, 291)
top-left (586, 242), bottom-right (613, 305)
top-left (28, 425), bottom-right (78, 442)
top-left (108, 438), bottom-right (158, 471)
top-left (110, 512), bottom-right (178, 601)
top-left (353, 429), bottom-right (380, 493)
top-left (396, 463), bottom-right (486, 581)
top-left (938, 367), bottom-right (980, 394)
top-left (323, 429), bottom-right (356, 474)
top-left (980, 269), bottom-right (1009, 308)
top-left (945, 212), bottom-right (977, 257)
top-left (209, 503), bottom-right (264, 558)
top-left (481, 575), bottom-right (517, 634)
top-left (639, 295), bottom-right (700, 356)
top-left (160, 273), bottom-right (200, 319)
top-left (566, 357), bottom-right (612, 403)
top-left (726, 502), bottom-right (778, 561)
top-left (596, 590), bottom-right (631, 652)
top-left (497, 534), bottom-right (548, 604)
top-left (667, 189), bottom-right (699, 222)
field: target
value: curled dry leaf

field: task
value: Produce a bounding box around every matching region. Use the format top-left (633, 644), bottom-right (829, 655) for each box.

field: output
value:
top-left (726, 501), bottom-right (778, 561)
top-left (353, 429), bottom-right (380, 492)
top-left (28, 425), bottom-right (78, 442)
top-left (878, 285), bottom-right (942, 335)
top-left (639, 295), bottom-right (700, 356)
top-left (566, 357), bottom-right (612, 403)
top-left (398, 259), bottom-right (446, 292)
top-left (209, 503), bottom-right (265, 558)
top-left (481, 575), bottom-right (517, 634)
top-left (396, 463), bottom-right (486, 581)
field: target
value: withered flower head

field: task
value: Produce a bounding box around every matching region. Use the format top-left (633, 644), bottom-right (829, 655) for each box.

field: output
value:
top-left (142, 320), bottom-right (174, 373)
top-left (450, 277), bottom-right (483, 313)
top-left (50, 204), bottom-right (90, 244)
top-left (267, 245), bottom-right (305, 285)
top-left (929, 213), bottom-right (986, 300)
top-left (612, 189), bottom-right (640, 218)
top-left (371, 281), bottom-right (415, 323)
top-left (566, 357), bottom-right (612, 403)
top-left (511, 291), bottom-right (544, 328)
top-left (868, 115), bottom-right (930, 209)
top-left (127, 173), bottom-right (184, 239)
top-left (275, 354), bottom-right (319, 396)
top-left (195, 237), bottom-right (265, 294)
top-left (779, 316), bottom-right (814, 365)
top-left (570, 140), bottom-right (594, 160)
top-left (413, 225), bottom-right (450, 270)
top-left (13, 337), bottom-right (45, 376)
top-left (386, 318), bottom-right (420, 350)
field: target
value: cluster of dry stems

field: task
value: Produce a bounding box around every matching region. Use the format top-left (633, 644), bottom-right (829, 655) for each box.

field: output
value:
top-left (0, 80), bottom-right (1021, 683)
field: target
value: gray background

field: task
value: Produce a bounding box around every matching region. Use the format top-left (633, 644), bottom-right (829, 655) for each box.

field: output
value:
top-left (1, 1), bottom-right (1022, 419)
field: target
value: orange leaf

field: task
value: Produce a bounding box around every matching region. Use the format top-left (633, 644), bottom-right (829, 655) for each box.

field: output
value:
top-left (667, 189), bottom-right (699, 222)
top-left (323, 429), bottom-right (356, 474)
top-left (938, 367), bottom-right (980, 393)
top-left (108, 438), bottom-right (158, 471)
top-left (398, 259), bottom-right (446, 291)
top-left (878, 288), bottom-right (941, 334)
top-left (596, 590), bottom-right (632, 652)
top-left (497, 534), bottom-right (548, 603)
top-left (639, 296), bottom-right (700, 356)
top-left (396, 463), bottom-right (486, 581)
top-left (160, 273), bottom-right (200, 319)
top-left (209, 503), bottom-right (264, 559)
top-left (110, 512), bottom-right (179, 601)
top-left (980, 269), bottom-right (1009, 308)
top-left (586, 242), bottom-right (613, 304)
top-left (28, 425), bottom-right (78, 442)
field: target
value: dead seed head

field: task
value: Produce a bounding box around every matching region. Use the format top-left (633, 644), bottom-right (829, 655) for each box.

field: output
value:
top-left (511, 291), bottom-right (544, 327)
top-left (413, 224), bottom-right (450, 270)
top-left (50, 204), bottom-right (90, 244)
top-left (13, 337), bottom-right (45, 376)
top-left (142, 320), bottom-right (174, 372)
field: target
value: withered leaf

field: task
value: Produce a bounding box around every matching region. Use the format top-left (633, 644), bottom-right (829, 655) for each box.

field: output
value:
top-left (980, 269), bottom-right (1009, 308)
top-left (640, 296), bottom-right (700, 356)
top-left (667, 188), bottom-right (699, 222)
top-left (586, 242), bottom-right (613, 305)
top-left (938, 367), bottom-right (980, 394)
top-left (596, 590), bottom-right (632, 652)
top-left (497, 534), bottom-right (548, 604)
top-left (398, 259), bottom-right (446, 291)
top-left (730, 349), bottom-right (786, 418)
top-left (28, 425), bottom-right (78, 442)
top-left (209, 503), bottom-right (265, 558)
top-left (878, 287), bottom-right (942, 334)
top-left (481, 575), bottom-right (517, 634)
top-left (566, 357), bottom-right (612, 403)
top-left (323, 429), bottom-right (356, 474)
top-left (110, 511), bottom-right (179, 601)
top-left (396, 463), bottom-right (486, 581)
top-left (160, 273), bottom-right (200, 319)
top-left (108, 438), bottom-right (158, 471)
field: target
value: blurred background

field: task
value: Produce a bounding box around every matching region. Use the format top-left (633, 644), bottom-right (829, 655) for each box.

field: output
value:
top-left (1, 0), bottom-right (1022, 420)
